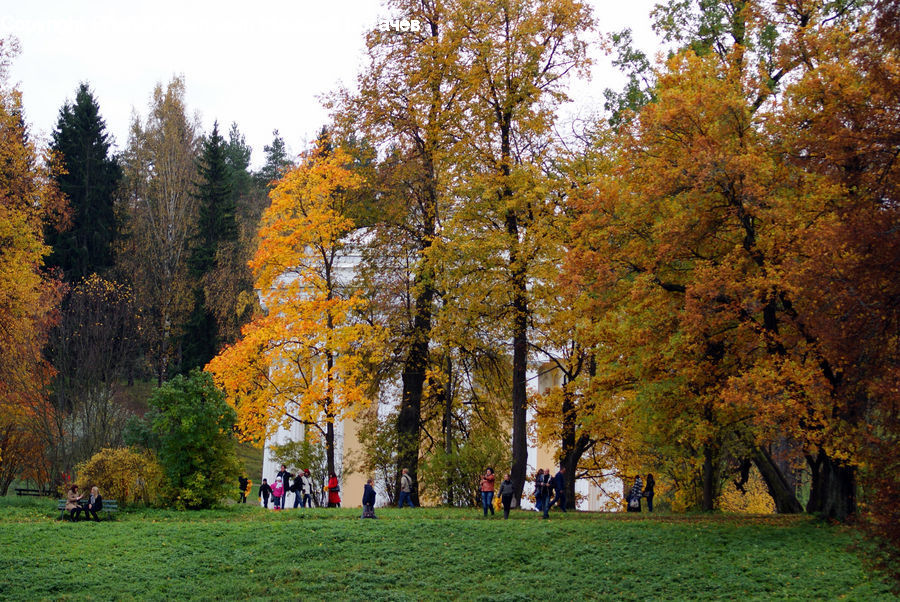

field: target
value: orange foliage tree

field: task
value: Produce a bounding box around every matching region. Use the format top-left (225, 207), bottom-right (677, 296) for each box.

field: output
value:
top-left (207, 136), bottom-right (386, 475)
top-left (564, 1), bottom-right (883, 518)
top-left (0, 36), bottom-right (67, 493)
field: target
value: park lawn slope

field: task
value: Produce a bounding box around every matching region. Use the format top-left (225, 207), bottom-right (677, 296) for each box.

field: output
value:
top-left (0, 500), bottom-right (892, 601)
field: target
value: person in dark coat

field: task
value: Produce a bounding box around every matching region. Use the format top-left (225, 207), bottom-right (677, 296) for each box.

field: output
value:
top-left (549, 467), bottom-right (567, 512)
top-left (534, 469), bottom-right (545, 512)
top-left (83, 486), bottom-right (103, 521)
top-left (362, 478), bottom-right (377, 518)
top-left (238, 476), bottom-right (248, 504)
top-left (540, 468), bottom-right (554, 519)
top-left (643, 473), bottom-right (655, 512)
top-left (259, 478), bottom-right (272, 508)
top-left (292, 473), bottom-right (305, 508)
top-left (498, 474), bottom-right (515, 519)
top-left (276, 465), bottom-right (292, 509)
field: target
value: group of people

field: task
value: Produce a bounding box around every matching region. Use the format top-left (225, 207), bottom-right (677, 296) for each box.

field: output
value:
top-left (64, 484), bottom-right (103, 522)
top-left (253, 465), bottom-right (342, 510)
top-left (626, 473), bottom-right (655, 512)
top-left (533, 467), bottom-right (568, 519)
top-left (476, 466), bottom-right (568, 519)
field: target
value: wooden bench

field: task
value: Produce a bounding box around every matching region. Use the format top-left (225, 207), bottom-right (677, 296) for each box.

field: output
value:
top-left (15, 488), bottom-right (51, 496)
top-left (57, 499), bottom-right (118, 520)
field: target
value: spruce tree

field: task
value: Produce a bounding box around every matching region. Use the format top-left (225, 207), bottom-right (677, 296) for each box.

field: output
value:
top-left (47, 83), bottom-right (121, 282)
top-left (181, 121), bottom-right (235, 373)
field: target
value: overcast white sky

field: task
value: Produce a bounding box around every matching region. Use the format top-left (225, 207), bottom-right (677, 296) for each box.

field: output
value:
top-left (3, 0), bottom-right (661, 168)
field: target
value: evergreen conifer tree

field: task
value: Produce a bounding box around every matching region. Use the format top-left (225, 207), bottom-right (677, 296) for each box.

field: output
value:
top-left (47, 83), bottom-right (121, 282)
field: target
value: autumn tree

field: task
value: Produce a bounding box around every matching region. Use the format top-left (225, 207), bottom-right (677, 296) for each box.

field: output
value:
top-left (438, 0), bottom-right (594, 505)
top-left (207, 136), bottom-right (386, 476)
top-left (0, 36), bottom-right (67, 492)
top-left (566, 0), bottom-right (869, 516)
top-left (46, 83), bottom-right (121, 282)
top-left (118, 76), bottom-right (200, 384)
top-left (333, 0), bottom-right (467, 505)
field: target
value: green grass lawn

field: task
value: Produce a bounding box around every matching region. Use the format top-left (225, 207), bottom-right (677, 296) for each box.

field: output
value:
top-left (0, 496), bottom-right (893, 601)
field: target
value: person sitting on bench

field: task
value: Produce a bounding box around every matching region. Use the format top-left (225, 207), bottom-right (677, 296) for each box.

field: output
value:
top-left (65, 485), bottom-right (84, 522)
top-left (83, 486), bottom-right (103, 521)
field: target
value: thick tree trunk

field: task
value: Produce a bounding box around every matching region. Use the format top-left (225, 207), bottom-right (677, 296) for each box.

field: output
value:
top-left (325, 420), bottom-right (335, 478)
top-left (508, 211), bottom-right (529, 507)
top-left (752, 446), bottom-right (803, 513)
top-left (395, 266), bottom-right (434, 507)
top-left (806, 449), bottom-right (856, 521)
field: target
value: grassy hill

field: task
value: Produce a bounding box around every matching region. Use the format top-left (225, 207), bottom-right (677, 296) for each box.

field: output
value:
top-left (0, 497), bottom-right (892, 600)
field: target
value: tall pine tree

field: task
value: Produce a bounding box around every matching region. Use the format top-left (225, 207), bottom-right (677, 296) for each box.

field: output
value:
top-left (180, 121), bottom-right (236, 372)
top-left (47, 83), bottom-right (121, 282)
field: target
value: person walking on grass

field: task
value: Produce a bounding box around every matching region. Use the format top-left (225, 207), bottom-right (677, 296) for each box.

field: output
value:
top-left (362, 478), bottom-right (377, 519)
top-left (398, 468), bottom-right (415, 508)
top-left (292, 472), bottom-right (305, 508)
top-left (65, 484), bottom-right (84, 522)
top-left (480, 467), bottom-right (496, 517)
top-left (238, 476), bottom-right (248, 504)
top-left (498, 474), bottom-right (514, 519)
top-left (643, 473), bottom-right (655, 512)
top-left (549, 467), bottom-right (567, 513)
top-left (259, 478), bottom-right (272, 508)
top-left (328, 472), bottom-right (341, 508)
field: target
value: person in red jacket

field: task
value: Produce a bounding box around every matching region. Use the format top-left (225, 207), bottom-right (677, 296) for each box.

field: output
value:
top-left (327, 472), bottom-right (341, 508)
top-left (480, 467), bottom-right (496, 517)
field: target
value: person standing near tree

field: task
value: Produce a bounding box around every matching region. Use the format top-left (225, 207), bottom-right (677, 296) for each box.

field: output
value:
top-left (480, 467), bottom-right (496, 517)
top-left (397, 468), bottom-right (415, 508)
top-left (627, 475), bottom-right (643, 513)
top-left (327, 472), bottom-right (341, 508)
top-left (498, 474), bottom-right (514, 519)
top-left (272, 477), bottom-right (285, 510)
top-left (643, 473), bottom-right (655, 512)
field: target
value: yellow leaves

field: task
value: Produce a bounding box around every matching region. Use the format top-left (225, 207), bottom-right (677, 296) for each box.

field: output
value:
top-left (207, 137), bottom-right (387, 444)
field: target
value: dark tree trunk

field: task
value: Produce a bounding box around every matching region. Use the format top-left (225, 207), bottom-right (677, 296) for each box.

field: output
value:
top-left (752, 446), bottom-right (803, 513)
top-left (806, 449), bottom-right (856, 521)
top-left (325, 420), bottom-right (335, 478)
top-left (395, 258), bottom-right (434, 507)
top-left (508, 209), bottom-right (529, 507)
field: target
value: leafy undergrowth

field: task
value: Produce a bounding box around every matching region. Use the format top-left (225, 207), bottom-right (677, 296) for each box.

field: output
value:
top-left (0, 497), bottom-right (893, 600)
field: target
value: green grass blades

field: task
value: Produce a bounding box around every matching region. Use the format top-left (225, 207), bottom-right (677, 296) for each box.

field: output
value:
top-left (0, 498), bottom-right (893, 601)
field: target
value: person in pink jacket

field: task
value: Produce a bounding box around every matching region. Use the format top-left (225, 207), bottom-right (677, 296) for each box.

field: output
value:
top-left (271, 477), bottom-right (285, 510)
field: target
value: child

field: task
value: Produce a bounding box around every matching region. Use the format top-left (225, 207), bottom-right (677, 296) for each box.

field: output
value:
top-left (272, 477), bottom-right (284, 510)
top-left (362, 478), bottom-right (376, 519)
top-left (259, 478), bottom-right (272, 508)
